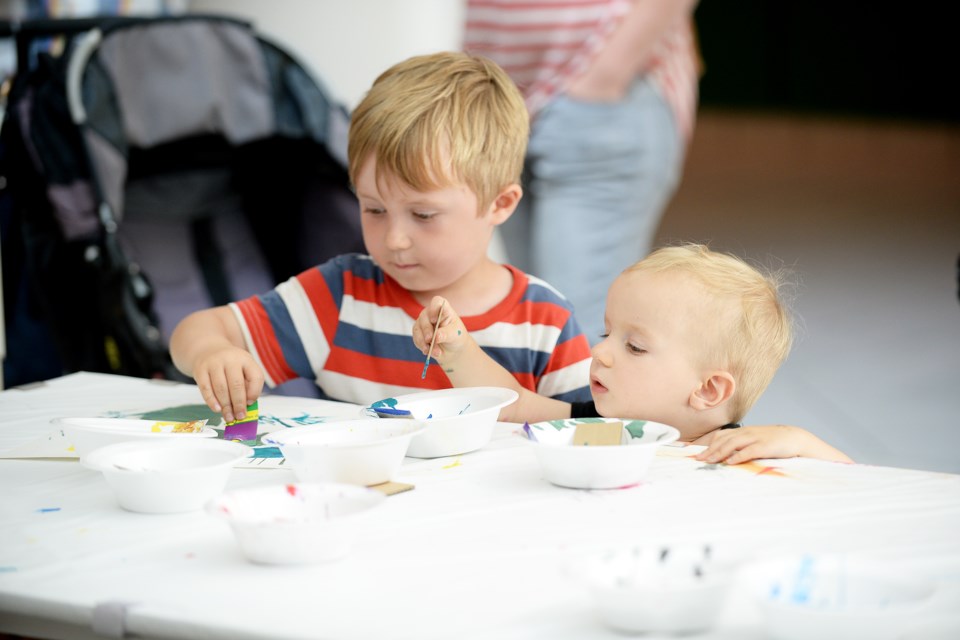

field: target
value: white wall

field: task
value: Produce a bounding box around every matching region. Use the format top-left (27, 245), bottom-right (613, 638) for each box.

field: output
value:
top-left (189, 0), bottom-right (466, 109)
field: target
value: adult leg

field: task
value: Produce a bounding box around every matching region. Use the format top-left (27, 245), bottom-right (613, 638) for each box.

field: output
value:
top-left (524, 78), bottom-right (684, 343)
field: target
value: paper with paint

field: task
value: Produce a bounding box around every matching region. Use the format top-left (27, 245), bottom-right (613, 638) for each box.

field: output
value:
top-left (224, 401), bottom-right (259, 442)
top-left (1, 398), bottom-right (357, 469)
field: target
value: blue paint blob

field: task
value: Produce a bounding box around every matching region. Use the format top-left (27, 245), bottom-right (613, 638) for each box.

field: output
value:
top-left (252, 446), bottom-right (283, 459)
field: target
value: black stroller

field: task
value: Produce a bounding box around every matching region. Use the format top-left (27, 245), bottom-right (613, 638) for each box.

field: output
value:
top-left (1, 14), bottom-right (364, 387)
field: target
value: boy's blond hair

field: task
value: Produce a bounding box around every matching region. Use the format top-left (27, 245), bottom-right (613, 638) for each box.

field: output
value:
top-left (627, 244), bottom-right (794, 423)
top-left (347, 51), bottom-right (529, 211)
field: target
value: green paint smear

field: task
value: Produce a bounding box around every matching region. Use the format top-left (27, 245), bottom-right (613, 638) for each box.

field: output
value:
top-left (624, 420), bottom-right (647, 438)
top-left (139, 404), bottom-right (222, 425)
top-left (546, 417), bottom-right (607, 431)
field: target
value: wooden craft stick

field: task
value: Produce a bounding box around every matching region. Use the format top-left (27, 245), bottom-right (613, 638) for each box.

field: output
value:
top-left (572, 421), bottom-right (624, 446)
top-left (369, 481), bottom-right (415, 496)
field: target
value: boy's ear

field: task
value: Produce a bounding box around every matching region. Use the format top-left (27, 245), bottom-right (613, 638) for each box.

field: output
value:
top-left (485, 183), bottom-right (522, 225)
top-left (689, 371), bottom-right (736, 411)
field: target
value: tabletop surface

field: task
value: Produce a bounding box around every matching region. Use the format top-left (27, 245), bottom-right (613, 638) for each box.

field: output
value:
top-left (1, 372), bottom-right (959, 640)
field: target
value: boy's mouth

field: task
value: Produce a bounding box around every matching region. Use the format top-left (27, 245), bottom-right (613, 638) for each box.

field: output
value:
top-left (590, 376), bottom-right (608, 394)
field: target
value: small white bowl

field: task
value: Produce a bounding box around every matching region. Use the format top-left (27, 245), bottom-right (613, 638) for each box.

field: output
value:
top-left (521, 417), bottom-right (679, 489)
top-left (747, 554), bottom-right (938, 640)
top-left (55, 417), bottom-right (218, 458)
top-left (576, 543), bottom-right (735, 634)
top-left (261, 419), bottom-right (425, 486)
top-left (366, 387), bottom-right (518, 458)
top-left (82, 439), bottom-right (251, 514)
top-left (207, 483), bottom-right (385, 565)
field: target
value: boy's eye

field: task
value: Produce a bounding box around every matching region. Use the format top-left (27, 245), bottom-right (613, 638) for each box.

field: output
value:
top-left (412, 210), bottom-right (437, 220)
top-left (626, 342), bottom-right (647, 355)
top-left (363, 207), bottom-right (385, 215)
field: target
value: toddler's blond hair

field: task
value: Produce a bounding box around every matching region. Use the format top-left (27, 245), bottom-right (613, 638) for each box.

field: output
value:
top-left (627, 244), bottom-right (794, 423)
top-left (348, 51), bottom-right (528, 210)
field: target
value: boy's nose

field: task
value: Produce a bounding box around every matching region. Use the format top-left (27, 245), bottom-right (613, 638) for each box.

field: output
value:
top-left (385, 224), bottom-right (412, 250)
top-left (590, 335), bottom-right (613, 367)
top-left (590, 338), bottom-right (612, 366)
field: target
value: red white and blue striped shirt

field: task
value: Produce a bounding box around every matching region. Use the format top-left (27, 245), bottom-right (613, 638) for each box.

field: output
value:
top-left (231, 254), bottom-right (592, 405)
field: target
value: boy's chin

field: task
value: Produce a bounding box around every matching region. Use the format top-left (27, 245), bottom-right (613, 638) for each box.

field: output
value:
top-left (591, 396), bottom-right (616, 417)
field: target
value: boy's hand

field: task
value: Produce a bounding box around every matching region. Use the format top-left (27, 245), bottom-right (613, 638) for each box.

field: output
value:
top-left (695, 425), bottom-right (853, 465)
top-left (192, 346), bottom-right (264, 423)
top-left (412, 296), bottom-right (472, 366)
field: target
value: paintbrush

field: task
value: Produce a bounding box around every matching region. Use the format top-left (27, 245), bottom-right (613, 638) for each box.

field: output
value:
top-left (421, 299), bottom-right (445, 379)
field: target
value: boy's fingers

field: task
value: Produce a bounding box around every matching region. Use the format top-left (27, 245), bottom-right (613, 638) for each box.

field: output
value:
top-left (195, 373), bottom-right (222, 414)
top-left (244, 367), bottom-right (263, 407)
top-left (207, 369), bottom-right (235, 423)
top-left (228, 376), bottom-right (248, 421)
top-left (700, 435), bottom-right (748, 463)
top-left (725, 444), bottom-right (764, 465)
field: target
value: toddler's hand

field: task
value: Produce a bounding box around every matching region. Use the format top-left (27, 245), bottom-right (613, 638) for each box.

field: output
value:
top-left (695, 425), bottom-right (852, 465)
top-left (191, 346), bottom-right (264, 423)
top-left (412, 296), bottom-right (470, 366)
top-left (695, 425), bottom-right (811, 465)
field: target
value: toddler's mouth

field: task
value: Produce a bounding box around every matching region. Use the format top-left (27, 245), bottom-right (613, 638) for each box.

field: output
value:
top-left (590, 377), bottom-right (608, 394)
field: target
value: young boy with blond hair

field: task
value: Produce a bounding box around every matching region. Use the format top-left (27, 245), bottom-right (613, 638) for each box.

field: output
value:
top-left (413, 243), bottom-right (851, 465)
top-left (171, 52), bottom-right (592, 422)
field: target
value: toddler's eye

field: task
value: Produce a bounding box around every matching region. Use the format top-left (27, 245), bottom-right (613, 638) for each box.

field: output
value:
top-left (363, 207), bottom-right (385, 215)
top-left (627, 342), bottom-right (647, 355)
top-left (413, 210), bottom-right (436, 220)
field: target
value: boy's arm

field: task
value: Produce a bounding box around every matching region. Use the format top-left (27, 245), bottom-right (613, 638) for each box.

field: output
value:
top-left (169, 306), bottom-right (264, 423)
top-left (694, 425), bottom-right (854, 465)
top-left (413, 297), bottom-right (572, 423)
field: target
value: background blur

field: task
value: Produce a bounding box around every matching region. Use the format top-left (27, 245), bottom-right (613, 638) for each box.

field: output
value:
top-left (5, 1), bottom-right (958, 472)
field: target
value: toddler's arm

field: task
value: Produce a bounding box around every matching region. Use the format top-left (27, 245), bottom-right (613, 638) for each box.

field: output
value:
top-left (169, 306), bottom-right (264, 423)
top-left (694, 425), bottom-right (853, 465)
top-left (412, 296), bottom-right (571, 423)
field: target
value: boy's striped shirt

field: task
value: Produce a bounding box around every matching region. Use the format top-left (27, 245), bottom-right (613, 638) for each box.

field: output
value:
top-left (231, 254), bottom-right (592, 405)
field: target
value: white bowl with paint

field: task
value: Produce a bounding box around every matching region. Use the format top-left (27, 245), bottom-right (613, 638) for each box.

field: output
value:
top-left (575, 542), bottom-right (736, 634)
top-left (520, 417), bottom-right (679, 489)
top-left (262, 419), bottom-right (425, 486)
top-left (366, 387), bottom-right (518, 458)
top-left (208, 483), bottom-right (385, 564)
top-left (82, 438), bottom-right (251, 514)
top-left (746, 554), bottom-right (939, 640)
top-left (56, 416), bottom-right (218, 458)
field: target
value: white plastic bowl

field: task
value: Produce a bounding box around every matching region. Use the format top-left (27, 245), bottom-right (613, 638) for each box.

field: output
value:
top-left (577, 543), bottom-right (735, 634)
top-left (521, 417), bottom-right (679, 489)
top-left (261, 419), bottom-right (425, 486)
top-left (55, 417), bottom-right (218, 458)
top-left (747, 554), bottom-right (938, 640)
top-left (207, 483), bottom-right (385, 564)
top-left (81, 438), bottom-right (251, 514)
top-left (367, 387), bottom-right (518, 458)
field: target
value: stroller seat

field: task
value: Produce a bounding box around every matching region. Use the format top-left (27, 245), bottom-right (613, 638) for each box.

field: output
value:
top-left (1, 15), bottom-right (364, 386)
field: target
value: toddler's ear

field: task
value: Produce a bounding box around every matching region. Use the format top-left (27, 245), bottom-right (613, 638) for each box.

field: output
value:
top-left (486, 183), bottom-right (522, 225)
top-left (689, 371), bottom-right (736, 411)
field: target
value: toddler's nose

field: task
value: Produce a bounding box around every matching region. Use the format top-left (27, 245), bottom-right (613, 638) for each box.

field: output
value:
top-left (590, 337), bottom-right (613, 366)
